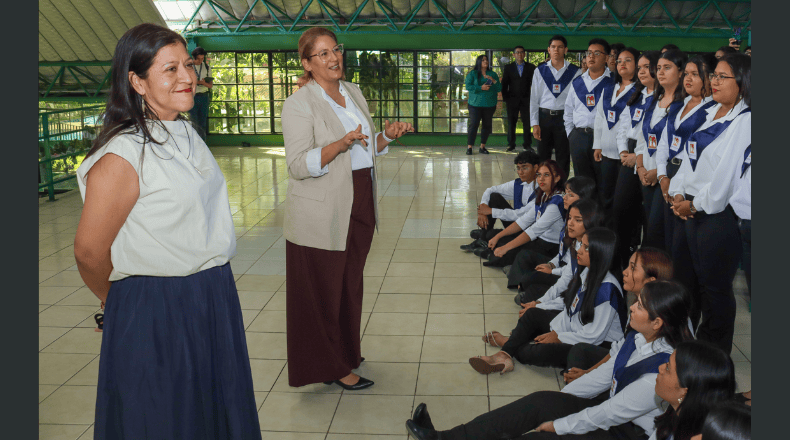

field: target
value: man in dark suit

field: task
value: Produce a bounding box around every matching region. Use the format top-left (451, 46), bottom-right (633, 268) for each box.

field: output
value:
top-left (501, 46), bottom-right (536, 152)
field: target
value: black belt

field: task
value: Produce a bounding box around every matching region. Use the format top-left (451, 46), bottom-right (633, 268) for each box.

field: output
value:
top-left (574, 126), bottom-right (594, 134)
top-left (540, 108), bottom-right (564, 116)
top-left (627, 138), bottom-right (637, 153)
top-left (670, 157), bottom-right (682, 165)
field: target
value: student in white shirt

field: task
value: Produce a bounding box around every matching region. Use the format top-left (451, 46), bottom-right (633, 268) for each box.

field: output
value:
top-left (611, 51), bottom-right (660, 272)
top-left (649, 341), bottom-right (736, 440)
top-left (407, 279), bottom-right (695, 440)
top-left (669, 54), bottom-right (751, 354)
top-left (636, 50), bottom-right (687, 250)
top-left (530, 35), bottom-right (581, 177)
top-left (462, 150), bottom-right (540, 252)
top-left (470, 228), bottom-right (624, 374)
top-left (593, 47), bottom-right (639, 222)
top-left (565, 38), bottom-right (614, 186)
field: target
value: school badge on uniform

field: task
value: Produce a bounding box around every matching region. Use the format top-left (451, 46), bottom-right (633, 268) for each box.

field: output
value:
top-left (607, 110), bottom-right (616, 123)
top-left (688, 141), bottom-right (697, 159)
top-left (572, 295), bottom-right (579, 309)
top-left (586, 94), bottom-right (595, 107)
top-left (611, 378), bottom-right (618, 395)
top-left (553, 84), bottom-right (561, 94)
top-left (633, 109), bottom-right (643, 121)
top-left (648, 134), bottom-right (657, 151)
top-left (671, 135), bottom-right (682, 151)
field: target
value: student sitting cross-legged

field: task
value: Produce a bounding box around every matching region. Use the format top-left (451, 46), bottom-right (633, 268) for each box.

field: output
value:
top-left (471, 227), bottom-right (625, 374)
top-left (406, 279), bottom-right (694, 440)
top-left (461, 150), bottom-right (540, 253)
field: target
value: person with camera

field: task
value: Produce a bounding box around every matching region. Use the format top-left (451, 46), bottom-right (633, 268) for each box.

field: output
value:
top-left (189, 46), bottom-right (213, 140)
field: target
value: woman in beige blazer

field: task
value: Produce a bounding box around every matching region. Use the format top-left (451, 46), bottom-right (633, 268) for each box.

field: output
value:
top-left (282, 27), bottom-right (413, 390)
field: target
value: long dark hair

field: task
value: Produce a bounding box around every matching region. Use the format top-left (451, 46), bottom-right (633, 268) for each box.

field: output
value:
top-left (700, 402), bottom-right (751, 440)
top-left (565, 176), bottom-right (597, 201)
top-left (627, 50), bottom-right (661, 106)
top-left (563, 227), bottom-right (618, 325)
top-left (654, 341), bottom-right (736, 440)
top-left (563, 198), bottom-right (604, 258)
top-left (648, 50), bottom-right (687, 112)
top-left (638, 280), bottom-right (694, 348)
top-left (719, 53), bottom-right (751, 108)
top-left (614, 47), bottom-right (640, 84)
top-left (682, 54), bottom-right (717, 100)
top-left (534, 160), bottom-right (566, 205)
top-left (86, 23), bottom-right (189, 160)
top-left (473, 54), bottom-right (489, 76)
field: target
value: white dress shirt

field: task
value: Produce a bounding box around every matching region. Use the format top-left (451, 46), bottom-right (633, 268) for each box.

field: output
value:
top-left (677, 107), bottom-right (751, 214)
top-left (515, 194), bottom-right (565, 244)
top-left (655, 96), bottom-right (714, 177)
top-left (529, 60), bottom-right (582, 126)
top-left (668, 100), bottom-right (751, 211)
top-left (549, 269), bottom-right (624, 345)
top-left (194, 62), bottom-right (211, 94)
top-left (537, 242), bottom-right (582, 311)
top-left (480, 179), bottom-right (537, 222)
top-left (593, 82), bottom-right (636, 159)
top-left (730, 162), bottom-right (751, 220)
top-left (306, 81), bottom-right (388, 176)
top-left (635, 104), bottom-right (668, 171)
top-left (77, 120), bottom-right (236, 281)
top-left (563, 68), bottom-right (613, 136)
top-left (554, 334), bottom-right (673, 436)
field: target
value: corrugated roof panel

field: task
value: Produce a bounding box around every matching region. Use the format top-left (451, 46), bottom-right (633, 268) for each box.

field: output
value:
top-left (49, 0), bottom-right (113, 60)
top-left (40, 0), bottom-right (95, 60)
top-left (70, 0), bottom-right (123, 55)
top-left (130, 0), bottom-right (170, 24)
top-left (106, 0), bottom-right (146, 29)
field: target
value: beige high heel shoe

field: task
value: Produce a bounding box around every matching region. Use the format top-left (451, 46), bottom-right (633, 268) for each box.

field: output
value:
top-left (482, 331), bottom-right (507, 347)
top-left (469, 351), bottom-right (514, 375)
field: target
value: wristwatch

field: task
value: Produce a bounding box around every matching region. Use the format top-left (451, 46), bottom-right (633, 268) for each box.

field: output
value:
top-left (689, 200), bottom-right (697, 214)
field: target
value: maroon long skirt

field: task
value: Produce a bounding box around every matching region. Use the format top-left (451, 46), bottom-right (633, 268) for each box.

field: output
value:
top-left (285, 168), bottom-right (375, 387)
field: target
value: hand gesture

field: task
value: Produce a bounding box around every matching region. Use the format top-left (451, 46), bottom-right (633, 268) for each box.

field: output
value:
top-left (481, 84), bottom-right (491, 91)
top-left (535, 264), bottom-right (553, 274)
top-left (659, 177), bottom-right (671, 203)
top-left (563, 367), bottom-right (587, 384)
top-left (339, 125), bottom-right (368, 152)
top-left (534, 331), bottom-right (560, 344)
top-left (593, 149), bottom-right (603, 162)
top-left (672, 200), bottom-right (694, 219)
top-left (532, 125), bottom-right (542, 141)
top-left (477, 204), bottom-right (493, 216)
top-left (536, 421), bottom-right (556, 433)
top-left (637, 167), bottom-right (648, 186)
top-left (493, 246), bottom-right (507, 258)
top-left (519, 302), bottom-right (538, 318)
top-left (384, 119), bottom-right (415, 142)
top-left (487, 235), bottom-right (500, 250)
top-left (729, 38), bottom-right (741, 50)
top-left (645, 169), bottom-right (658, 186)
top-left (477, 213), bottom-right (489, 229)
top-left (622, 153), bottom-right (636, 168)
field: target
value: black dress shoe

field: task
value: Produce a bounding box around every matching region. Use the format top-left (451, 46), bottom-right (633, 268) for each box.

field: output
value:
top-left (466, 148), bottom-right (473, 155)
top-left (460, 241), bottom-right (479, 252)
top-left (479, 147), bottom-right (490, 154)
top-left (506, 146), bottom-right (516, 152)
top-left (323, 375), bottom-right (374, 390)
top-left (412, 403), bottom-right (435, 430)
top-left (474, 247), bottom-right (491, 258)
top-left (523, 146), bottom-right (536, 153)
top-left (406, 419), bottom-right (440, 440)
top-left (483, 256), bottom-right (504, 267)
top-left (470, 229), bottom-right (484, 240)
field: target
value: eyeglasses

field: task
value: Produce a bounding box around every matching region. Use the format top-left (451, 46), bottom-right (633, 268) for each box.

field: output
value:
top-left (514, 50), bottom-right (526, 54)
top-left (308, 44), bottom-right (344, 63)
top-left (585, 50), bottom-right (607, 58)
top-left (515, 166), bottom-right (531, 172)
top-left (616, 58), bottom-right (634, 64)
top-left (708, 72), bottom-right (734, 82)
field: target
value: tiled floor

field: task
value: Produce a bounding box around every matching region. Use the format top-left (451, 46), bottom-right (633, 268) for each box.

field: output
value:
top-left (39, 146), bottom-right (751, 439)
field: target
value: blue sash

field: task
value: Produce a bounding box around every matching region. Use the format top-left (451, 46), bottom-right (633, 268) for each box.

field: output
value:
top-left (611, 331), bottom-right (671, 396)
top-left (628, 94), bottom-right (653, 128)
top-left (742, 145), bottom-right (751, 178)
top-left (573, 74), bottom-right (614, 112)
top-left (601, 84), bottom-right (638, 130)
top-left (538, 63), bottom-right (579, 98)
top-left (666, 100), bottom-right (717, 160)
top-left (687, 108), bottom-right (752, 171)
top-left (535, 194), bottom-right (566, 222)
top-left (569, 281), bottom-right (620, 325)
top-left (513, 178), bottom-right (525, 210)
top-left (642, 100), bottom-right (684, 157)
top-left (557, 226), bottom-right (567, 266)
top-left (570, 253), bottom-right (578, 274)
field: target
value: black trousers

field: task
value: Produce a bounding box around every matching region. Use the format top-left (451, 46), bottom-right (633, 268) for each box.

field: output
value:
top-left (507, 100), bottom-right (532, 149)
top-left (739, 218), bottom-right (751, 296)
top-left (491, 237), bottom-right (559, 268)
top-left (440, 390), bottom-right (647, 440)
top-left (537, 111), bottom-right (571, 177)
top-left (599, 156), bottom-right (621, 227)
top-left (499, 307), bottom-right (569, 368)
top-left (641, 184), bottom-right (665, 249)
top-left (669, 213), bottom-right (701, 328)
top-left (662, 162), bottom-right (682, 251)
top-left (612, 161), bottom-right (643, 272)
top-left (685, 205), bottom-right (742, 354)
top-left (486, 192), bottom-right (517, 231)
top-left (566, 343), bottom-right (611, 371)
top-left (507, 247), bottom-right (556, 288)
top-left (569, 128), bottom-right (601, 185)
top-left (468, 105), bottom-right (497, 146)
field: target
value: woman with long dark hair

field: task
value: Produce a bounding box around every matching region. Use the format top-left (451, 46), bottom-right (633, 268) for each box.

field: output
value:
top-left (407, 280), bottom-right (694, 440)
top-left (509, 175), bottom-right (597, 295)
top-left (471, 227), bottom-right (624, 374)
top-left (74, 23), bottom-right (261, 438)
top-left (692, 402), bottom-right (750, 440)
top-left (465, 54), bottom-right (502, 155)
top-left (650, 341), bottom-right (736, 440)
top-left (636, 50), bottom-right (687, 249)
top-left (668, 53), bottom-right (751, 354)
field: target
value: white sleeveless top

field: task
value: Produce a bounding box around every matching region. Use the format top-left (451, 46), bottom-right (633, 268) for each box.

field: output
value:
top-left (77, 119), bottom-right (236, 281)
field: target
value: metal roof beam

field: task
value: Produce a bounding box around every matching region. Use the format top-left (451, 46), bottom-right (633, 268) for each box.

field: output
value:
top-left (543, 0), bottom-right (570, 31)
top-left (629, 0), bottom-right (657, 32)
top-left (183, 0), bottom-right (207, 33)
top-left (459, 0), bottom-right (485, 31)
top-left (429, 0), bottom-right (456, 31)
top-left (517, 0), bottom-right (543, 31)
top-left (401, 0), bottom-right (429, 32)
top-left (573, 1), bottom-right (597, 32)
top-left (289, 0), bottom-right (315, 32)
top-left (487, 0), bottom-right (514, 31)
top-left (205, 1), bottom-right (232, 32)
top-left (66, 67), bottom-right (91, 96)
top-left (375, 1), bottom-right (400, 31)
top-left (685, 1), bottom-right (711, 33)
top-left (316, 0), bottom-right (342, 32)
top-left (601, 0), bottom-right (625, 31)
top-left (711, 0), bottom-right (736, 32)
top-left (655, 0), bottom-right (681, 31)
top-left (234, 0), bottom-right (262, 32)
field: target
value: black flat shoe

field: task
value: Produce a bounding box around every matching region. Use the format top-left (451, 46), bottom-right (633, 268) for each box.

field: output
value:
top-left (466, 148), bottom-right (473, 155)
top-left (323, 375), bottom-right (374, 390)
top-left (470, 229), bottom-right (484, 240)
top-left (506, 146), bottom-right (515, 151)
top-left (412, 403), bottom-right (435, 430)
top-left (483, 256), bottom-right (503, 267)
top-left (460, 241), bottom-right (479, 252)
top-left (473, 247), bottom-right (491, 258)
top-left (406, 419), bottom-right (440, 440)
top-left (479, 147), bottom-right (489, 154)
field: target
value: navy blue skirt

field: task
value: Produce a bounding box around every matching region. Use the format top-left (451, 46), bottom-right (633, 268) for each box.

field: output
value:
top-left (94, 263), bottom-right (261, 440)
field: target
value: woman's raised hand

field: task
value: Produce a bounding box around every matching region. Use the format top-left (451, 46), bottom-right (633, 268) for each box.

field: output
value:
top-left (339, 125), bottom-right (368, 151)
top-left (384, 119), bottom-right (415, 141)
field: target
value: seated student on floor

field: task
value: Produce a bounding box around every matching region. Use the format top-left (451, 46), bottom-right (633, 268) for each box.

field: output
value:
top-left (406, 279), bottom-right (694, 440)
top-left (508, 175), bottom-right (597, 293)
top-left (562, 248), bottom-right (675, 383)
top-left (461, 150), bottom-right (540, 253)
top-left (478, 160), bottom-right (566, 268)
top-left (470, 227), bottom-right (625, 374)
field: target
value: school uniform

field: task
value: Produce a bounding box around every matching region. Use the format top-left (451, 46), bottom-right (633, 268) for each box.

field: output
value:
top-left (529, 244), bottom-right (580, 310)
top-left (488, 193), bottom-right (565, 267)
top-left (530, 60), bottom-right (581, 175)
top-left (636, 98), bottom-right (683, 249)
top-left (479, 179), bottom-right (537, 232)
top-left (611, 88), bottom-right (653, 270)
top-left (731, 152), bottom-right (751, 296)
top-left (593, 82), bottom-right (637, 222)
top-left (667, 100), bottom-right (751, 354)
top-left (564, 68), bottom-right (614, 184)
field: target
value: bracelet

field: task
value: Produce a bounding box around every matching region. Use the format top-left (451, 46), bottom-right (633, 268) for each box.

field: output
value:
top-left (381, 131), bottom-right (394, 143)
top-left (658, 175), bottom-right (667, 185)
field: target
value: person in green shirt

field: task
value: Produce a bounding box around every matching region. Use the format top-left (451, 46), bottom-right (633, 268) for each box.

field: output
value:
top-left (465, 54), bottom-right (502, 155)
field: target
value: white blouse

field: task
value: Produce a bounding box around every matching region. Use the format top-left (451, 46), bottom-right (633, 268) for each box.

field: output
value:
top-left (77, 120), bottom-right (236, 281)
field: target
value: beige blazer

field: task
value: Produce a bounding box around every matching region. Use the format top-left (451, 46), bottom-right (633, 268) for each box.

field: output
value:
top-left (281, 80), bottom-right (380, 251)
